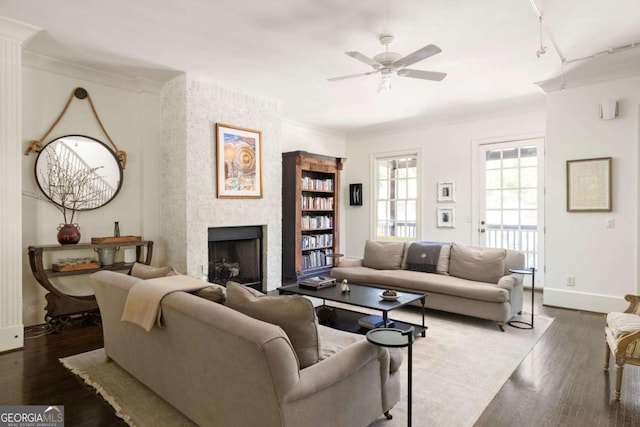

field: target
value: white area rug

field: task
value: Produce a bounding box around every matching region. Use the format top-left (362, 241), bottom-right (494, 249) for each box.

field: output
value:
top-left (366, 306), bottom-right (554, 426)
top-left (60, 307), bottom-right (553, 427)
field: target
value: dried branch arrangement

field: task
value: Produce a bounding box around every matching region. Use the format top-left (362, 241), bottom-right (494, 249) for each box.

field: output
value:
top-left (39, 148), bottom-right (108, 224)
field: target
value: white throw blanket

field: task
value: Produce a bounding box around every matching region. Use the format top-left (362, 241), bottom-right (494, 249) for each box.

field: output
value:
top-left (121, 275), bottom-right (210, 331)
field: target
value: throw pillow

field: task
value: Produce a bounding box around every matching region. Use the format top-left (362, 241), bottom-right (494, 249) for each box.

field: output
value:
top-left (129, 262), bottom-right (173, 279)
top-left (192, 284), bottom-right (226, 304)
top-left (437, 244), bottom-right (451, 275)
top-left (225, 282), bottom-right (321, 369)
top-left (363, 240), bottom-right (405, 270)
top-left (401, 242), bottom-right (451, 275)
top-left (448, 243), bottom-right (506, 284)
top-left (405, 242), bottom-right (442, 273)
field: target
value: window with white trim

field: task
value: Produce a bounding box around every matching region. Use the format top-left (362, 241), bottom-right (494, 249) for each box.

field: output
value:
top-left (374, 153), bottom-right (418, 240)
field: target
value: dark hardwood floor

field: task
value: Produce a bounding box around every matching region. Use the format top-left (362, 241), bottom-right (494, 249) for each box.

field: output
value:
top-left (0, 320), bottom-right (125, 426)
top-left (2, 290), bottom-right (639, 426)
top-left (476, 291), bottom-right (640, 427)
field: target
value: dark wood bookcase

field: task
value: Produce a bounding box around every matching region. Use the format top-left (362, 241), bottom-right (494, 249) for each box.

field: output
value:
top-left (282, 151), bottom-right (345, 280)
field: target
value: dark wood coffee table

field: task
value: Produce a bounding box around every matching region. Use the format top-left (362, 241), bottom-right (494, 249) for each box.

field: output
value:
top-left (278, 283), bottom-right (426, 337)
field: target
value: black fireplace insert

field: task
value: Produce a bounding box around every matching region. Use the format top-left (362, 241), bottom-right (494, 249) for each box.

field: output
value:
top-left (208, 226), bottom-right (263, 291)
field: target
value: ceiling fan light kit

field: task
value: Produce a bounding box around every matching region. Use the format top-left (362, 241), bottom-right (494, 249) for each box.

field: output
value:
top-left (328, 34), bottom-right (447, 89)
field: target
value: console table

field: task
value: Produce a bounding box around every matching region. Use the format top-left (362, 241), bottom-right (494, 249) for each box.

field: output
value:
top-left (28, 240), bottom-right (153, 330)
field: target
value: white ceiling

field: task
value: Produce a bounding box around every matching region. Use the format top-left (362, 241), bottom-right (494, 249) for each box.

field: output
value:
top-left (2, 0), bottom-right (640, 133)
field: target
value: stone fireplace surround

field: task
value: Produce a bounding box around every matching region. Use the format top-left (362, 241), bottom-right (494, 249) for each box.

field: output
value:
top-left (159, 74), bottom-right (282, 292)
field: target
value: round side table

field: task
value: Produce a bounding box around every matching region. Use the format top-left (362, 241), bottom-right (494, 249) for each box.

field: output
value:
top-left (507, 267), bottom-right (536, 329)
top-left (366, 327), bottom-right (414, 426)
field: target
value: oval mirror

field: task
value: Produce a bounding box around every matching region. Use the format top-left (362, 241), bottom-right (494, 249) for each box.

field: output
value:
top-left (34, 135), bottom-right (123, 211)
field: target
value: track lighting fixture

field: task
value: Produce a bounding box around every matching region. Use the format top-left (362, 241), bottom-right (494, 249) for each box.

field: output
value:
top-left (536, 16), bottom-right (547, 58)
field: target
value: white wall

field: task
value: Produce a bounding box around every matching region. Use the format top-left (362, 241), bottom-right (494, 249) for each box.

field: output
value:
top-left (21, 56), bottom-right (162, 326)
top-left (545, 76), bottom-right (640, 313)
top-left (282, 119), bottom-right (346, 157)
top-left (343, 111), bottom-right (546, 258)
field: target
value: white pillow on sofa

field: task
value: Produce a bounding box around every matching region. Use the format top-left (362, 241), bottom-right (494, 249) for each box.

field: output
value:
top-left (437, 244), bottom-right (451, 275)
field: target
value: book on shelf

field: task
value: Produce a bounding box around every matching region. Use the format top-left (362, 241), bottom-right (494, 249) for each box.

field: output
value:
top-left (299, 276), bottom-right (336, 289)
top-left (301, 248), bottom-right (333, 270)
top-left (358, 314), bottom-right (395, 330)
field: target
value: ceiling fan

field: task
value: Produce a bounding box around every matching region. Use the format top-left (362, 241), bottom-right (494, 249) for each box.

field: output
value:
top-left (328, 34), bottom-right (447, 92)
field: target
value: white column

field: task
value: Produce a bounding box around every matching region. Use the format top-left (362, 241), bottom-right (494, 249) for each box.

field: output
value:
top-left (0, 17), bottom-right (40, 352)
top-left (139, 87), bottom-right (164, 265)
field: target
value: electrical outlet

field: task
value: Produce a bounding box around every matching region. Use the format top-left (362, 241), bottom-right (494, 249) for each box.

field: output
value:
top-left (566, 275), bottom-right (575, 286)
top-left (606, 218), bottom-right (615, 228)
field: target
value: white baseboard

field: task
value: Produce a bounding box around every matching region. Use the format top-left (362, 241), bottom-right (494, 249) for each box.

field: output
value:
top-left (0, 324), bottom-right (24, 353)
top-left (543, 288), bottom-right (628, 314)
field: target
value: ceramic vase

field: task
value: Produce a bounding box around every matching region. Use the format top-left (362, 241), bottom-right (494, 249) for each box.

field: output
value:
top-left (57, 223), bottom-right (81, 245)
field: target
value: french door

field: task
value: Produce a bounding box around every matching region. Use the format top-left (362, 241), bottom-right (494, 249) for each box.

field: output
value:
top-left (475, 137), bottom-right (544, 287)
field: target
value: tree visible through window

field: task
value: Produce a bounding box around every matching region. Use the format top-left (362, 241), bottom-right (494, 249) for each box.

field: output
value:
top-left (375, 154), bottom-right (418, 240)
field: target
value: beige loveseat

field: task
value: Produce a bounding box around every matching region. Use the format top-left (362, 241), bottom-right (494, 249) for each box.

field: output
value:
top-left (91, 270), bottom-right (402, 427)
top-left (330, 241), bottom-right (526, 331)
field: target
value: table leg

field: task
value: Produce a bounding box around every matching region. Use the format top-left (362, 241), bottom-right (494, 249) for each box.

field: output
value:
top-left (401, 327), bottom-right (414, 427)
top-left (530, 269), bottom-right (535, 328)
top-left (407, 339), bottom-right (412, 426)
top-left (420, 296), bottom-right (426, 337)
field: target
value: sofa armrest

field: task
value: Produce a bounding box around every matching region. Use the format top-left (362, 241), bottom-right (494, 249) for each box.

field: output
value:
top-left (497, 273), bottom-right (523, 292)
top-left (337, 257), bottom-right (363, 268)
top-left (283, 340), bottom-right (389, 402)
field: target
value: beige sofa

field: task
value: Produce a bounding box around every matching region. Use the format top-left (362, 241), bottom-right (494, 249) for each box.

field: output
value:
top-left (91, 270), bottom-right (402, 427)
top-left (330, 241), bottom-right (526, 331)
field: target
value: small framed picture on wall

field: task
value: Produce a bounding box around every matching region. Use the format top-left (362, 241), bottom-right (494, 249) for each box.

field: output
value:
top-left (437, 182), bottom-right (455, 202)
top-left (349, 183), bottom-right (363, 206)
top-left (437, 207), bottom-right (455, 228)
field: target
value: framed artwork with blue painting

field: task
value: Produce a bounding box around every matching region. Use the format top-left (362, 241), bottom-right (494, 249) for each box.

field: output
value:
top-left (216, 123), bottom-right (263, 198)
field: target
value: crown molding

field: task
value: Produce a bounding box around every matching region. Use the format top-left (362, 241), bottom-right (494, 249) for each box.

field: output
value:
top-left (0, 16), bottom-right (41, 45)
top-left (22, 51), bottom-right (165, 94)
top-left (282, 119), bottom-right (345, 140)
top-left (347, 97), bottom-right (546, 139)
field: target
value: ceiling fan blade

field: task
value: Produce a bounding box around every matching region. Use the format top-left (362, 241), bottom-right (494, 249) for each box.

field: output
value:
top-left (345, 51), bottom-right (383, 69)
top-left (394, 44), bottom-right (442, 68)
top-left (327, 70), bottom-right (380, 82)
top-left (398, 69), bottom-right (447, 81)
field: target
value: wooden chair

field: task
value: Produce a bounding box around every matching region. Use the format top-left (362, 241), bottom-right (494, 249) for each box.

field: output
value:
top-left (604, 295), bottom-right (640, 400)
